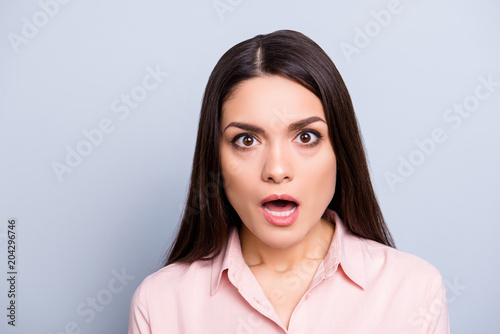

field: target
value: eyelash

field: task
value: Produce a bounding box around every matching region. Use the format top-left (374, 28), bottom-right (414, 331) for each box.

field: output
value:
top-left (230, 130), bottom-right (323, 151)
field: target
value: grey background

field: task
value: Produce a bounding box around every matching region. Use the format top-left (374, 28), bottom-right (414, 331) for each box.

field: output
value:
top-left (1, 0), bottom-right (499, 333)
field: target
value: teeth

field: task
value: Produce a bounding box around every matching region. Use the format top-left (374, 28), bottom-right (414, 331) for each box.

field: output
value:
top-left (264, 205), bottom-right (297, 217)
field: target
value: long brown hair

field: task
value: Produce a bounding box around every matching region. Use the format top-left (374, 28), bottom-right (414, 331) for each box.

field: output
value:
top-left (165, 30), bottom-right (394, 266)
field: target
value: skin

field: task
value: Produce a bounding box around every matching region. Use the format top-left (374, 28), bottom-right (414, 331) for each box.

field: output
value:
top-left (220, 75), bottom-right (337, 328)
top-left (220, 74), bottom-right (337, 269)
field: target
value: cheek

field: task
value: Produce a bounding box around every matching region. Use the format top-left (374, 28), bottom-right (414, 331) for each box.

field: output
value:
top-left (322, 154), bottom-right (337, 191)
top-left (221, 149), bottom-right (242, 188)
top-left (301, 151), bottom-right (337, 201)
top-left (220, 148), bottom-right (254, 205)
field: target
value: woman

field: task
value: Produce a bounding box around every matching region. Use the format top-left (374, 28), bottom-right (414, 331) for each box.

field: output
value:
top-left (129, 30), bottom-right (449, 333)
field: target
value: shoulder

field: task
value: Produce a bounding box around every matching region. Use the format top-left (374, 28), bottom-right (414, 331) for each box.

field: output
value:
top-left (128, 260), bottom-right (214, 331)
top-left (366, 237), bottom-right (439, 271)
top-left (353, 236), bottom-right (445, 292)
top-left (339, 235), bottom-right (450, 332)
top-left (131, 259), bottom-right (213, 308)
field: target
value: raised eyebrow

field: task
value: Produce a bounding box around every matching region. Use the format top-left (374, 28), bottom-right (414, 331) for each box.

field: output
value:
top-left (223, 122), bottom-right (265, 134)
top-left (223, 116), bottom-right (326, 134)
top-left (288, 116), bottom-right (327, 132)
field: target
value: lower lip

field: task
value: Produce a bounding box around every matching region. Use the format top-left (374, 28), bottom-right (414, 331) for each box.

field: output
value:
top-left (260, 204), bottom-right (299, 227)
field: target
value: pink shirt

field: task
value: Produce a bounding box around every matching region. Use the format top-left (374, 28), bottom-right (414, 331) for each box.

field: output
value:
top-left (129, 211), bottom-right (450, 333)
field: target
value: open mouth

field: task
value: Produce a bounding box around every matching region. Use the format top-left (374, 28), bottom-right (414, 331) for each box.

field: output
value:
top-left (262, 199), bottom-right (298, 217)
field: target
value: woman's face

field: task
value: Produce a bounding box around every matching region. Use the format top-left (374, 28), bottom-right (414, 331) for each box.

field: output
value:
top-left (220, 75), bottom-right (337, 250)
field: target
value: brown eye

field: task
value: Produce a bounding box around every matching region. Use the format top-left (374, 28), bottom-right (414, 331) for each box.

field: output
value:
top-left (299, 132), bottom-right (311, 143)
top-left (232, 134), bottom-right (259, 150)
top-left (293, 130), bottom-right (322, 147)
top-left (242, 136), bottom-right (254, 146)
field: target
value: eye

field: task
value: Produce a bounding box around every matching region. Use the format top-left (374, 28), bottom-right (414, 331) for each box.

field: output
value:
top-left (231, 134), bottom-right (259, 150)
top-left (293, 130), bottom-right (322, 146)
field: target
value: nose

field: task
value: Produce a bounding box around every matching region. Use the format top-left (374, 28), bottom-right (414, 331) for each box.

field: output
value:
top-left (261, 141), bottom-right (294, 184)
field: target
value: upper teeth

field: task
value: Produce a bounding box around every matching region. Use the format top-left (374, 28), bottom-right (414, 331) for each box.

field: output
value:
top-left (264, 205), bottom-right (297, 217)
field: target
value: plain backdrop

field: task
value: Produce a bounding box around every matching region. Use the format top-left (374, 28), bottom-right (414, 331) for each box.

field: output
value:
top-left (1, 0), bottom-right (499, 333)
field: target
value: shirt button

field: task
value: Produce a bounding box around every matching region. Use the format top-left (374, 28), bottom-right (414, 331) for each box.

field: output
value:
top-left (305, 292), bottom-right (311, 300)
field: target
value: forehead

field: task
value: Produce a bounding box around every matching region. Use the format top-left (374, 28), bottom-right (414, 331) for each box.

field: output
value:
top-left (221, 75), bottom-right (325, 126)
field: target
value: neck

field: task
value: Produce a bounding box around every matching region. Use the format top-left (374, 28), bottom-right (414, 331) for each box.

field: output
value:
top-left (239, 218), bottom-right (335, 273)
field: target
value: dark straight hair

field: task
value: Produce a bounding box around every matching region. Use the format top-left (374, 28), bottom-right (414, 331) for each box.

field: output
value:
top-left (164, 29), bottom-right (394, 266)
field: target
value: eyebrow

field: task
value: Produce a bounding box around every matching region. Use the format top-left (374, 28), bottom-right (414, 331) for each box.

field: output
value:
top-left (223, 116), bottom-right (326, 134)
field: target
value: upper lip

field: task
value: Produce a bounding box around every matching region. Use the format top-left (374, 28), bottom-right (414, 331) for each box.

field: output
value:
top-left (260, 194), bottom-right (300, 206)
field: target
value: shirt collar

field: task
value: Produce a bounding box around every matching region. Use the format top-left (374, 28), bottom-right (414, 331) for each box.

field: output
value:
top-left (322, 209), bottom-right (366, 289)
top-left (210, 209), bottom-right (367, 295)
top-left (210, 224), bottom-right (245, 295)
